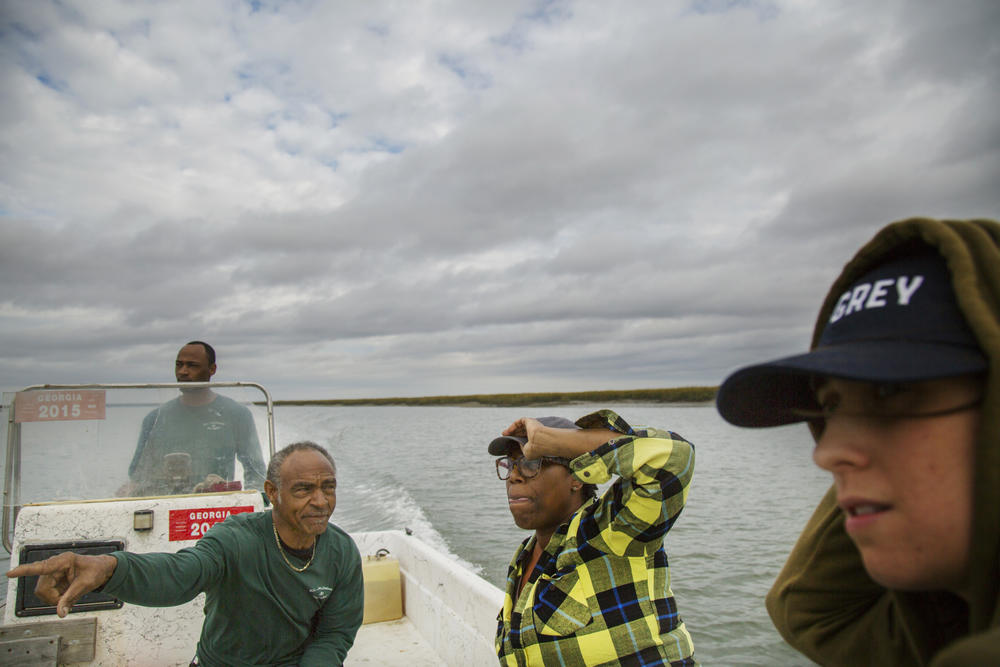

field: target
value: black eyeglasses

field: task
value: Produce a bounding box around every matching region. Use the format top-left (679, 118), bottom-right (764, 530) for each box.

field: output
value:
top-left (495, 455), bottom-right (570, 481)
top-left (790, 383), bottom-right (984, 422)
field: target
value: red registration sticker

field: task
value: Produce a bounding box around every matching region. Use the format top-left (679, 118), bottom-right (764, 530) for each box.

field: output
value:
top-left (14, 390), bottom-right (106, 423)
top-left (168, 506), bottom-right (254, 541)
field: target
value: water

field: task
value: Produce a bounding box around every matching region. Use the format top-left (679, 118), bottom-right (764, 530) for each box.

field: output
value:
top-left (0, 400), bottom-right (826, 664)
top-left (270, 403), bottom-right (829, 666)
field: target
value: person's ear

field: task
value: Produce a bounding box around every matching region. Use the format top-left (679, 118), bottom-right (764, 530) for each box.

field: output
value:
top-left (264, 480), bottom-right (278, 505)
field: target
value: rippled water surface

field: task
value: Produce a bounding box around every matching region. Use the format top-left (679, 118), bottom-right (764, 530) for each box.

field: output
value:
top-left (275, 403), bottom-right (828, 666)
top-left (1, 402), bottom-right (829, 665)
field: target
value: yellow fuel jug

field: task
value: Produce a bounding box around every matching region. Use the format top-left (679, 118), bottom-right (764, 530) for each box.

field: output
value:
top-left (361, 548), bottom-right (403, 624)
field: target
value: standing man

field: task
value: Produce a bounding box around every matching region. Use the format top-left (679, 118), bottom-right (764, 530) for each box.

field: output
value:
top-left (8, 441), bottom-right (364, 667)
top-left (127, 341), bottom-right (267, 494)
top-left (490, 412), bottom-right (697, 665)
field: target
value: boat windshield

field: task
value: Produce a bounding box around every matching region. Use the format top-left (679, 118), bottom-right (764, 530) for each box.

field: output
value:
top-left (2, 383), bottom-right (273, 513)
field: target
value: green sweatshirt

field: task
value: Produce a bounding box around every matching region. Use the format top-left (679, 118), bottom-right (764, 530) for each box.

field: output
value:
top-left (766, 218), bottom-right (1000, 665)
top-left (103, 511), bottom-right (364, 667)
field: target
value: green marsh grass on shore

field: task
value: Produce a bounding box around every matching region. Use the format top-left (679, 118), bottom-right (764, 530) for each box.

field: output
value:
top-left (275, 386), bottom-right (718, 408)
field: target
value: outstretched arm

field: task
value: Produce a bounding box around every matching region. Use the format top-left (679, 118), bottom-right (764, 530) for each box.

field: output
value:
top-left (6, 552), bottom-right (118, 618)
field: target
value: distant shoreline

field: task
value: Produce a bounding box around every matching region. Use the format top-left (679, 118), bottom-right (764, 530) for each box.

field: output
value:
top-left (274, 386), bottom-right (718, 408)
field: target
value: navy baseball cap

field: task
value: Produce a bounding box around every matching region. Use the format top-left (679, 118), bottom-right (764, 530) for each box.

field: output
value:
top-left (716, 248), bottom-right (987, 427)
top-left (487, 416), bottom-right (580, 455)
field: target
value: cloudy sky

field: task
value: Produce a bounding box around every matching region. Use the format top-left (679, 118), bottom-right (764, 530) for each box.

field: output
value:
top-left (1, 0), bottom-right (998, 400)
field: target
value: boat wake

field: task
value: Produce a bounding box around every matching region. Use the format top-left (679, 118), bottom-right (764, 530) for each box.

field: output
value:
top-left (338, 480), bottom-right (483, 576)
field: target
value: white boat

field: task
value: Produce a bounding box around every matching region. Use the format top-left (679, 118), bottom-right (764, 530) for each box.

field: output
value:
top-left (0, 383), bottom-right (503, 666)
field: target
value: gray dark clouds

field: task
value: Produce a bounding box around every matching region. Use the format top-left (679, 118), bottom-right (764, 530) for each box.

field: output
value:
top-left (1, 0), bottom-right (998, 399)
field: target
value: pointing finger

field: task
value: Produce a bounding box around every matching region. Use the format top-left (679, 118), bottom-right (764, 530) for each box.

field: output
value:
top-left (6, 561), bottom-right (56, 578)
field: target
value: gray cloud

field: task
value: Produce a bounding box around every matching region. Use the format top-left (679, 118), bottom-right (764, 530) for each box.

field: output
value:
top-left (1, 0), bottom-right (998, 399)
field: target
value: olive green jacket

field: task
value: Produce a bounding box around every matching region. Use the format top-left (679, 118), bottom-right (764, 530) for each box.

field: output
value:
top-left (766, 218), bottom-right (1000, 666)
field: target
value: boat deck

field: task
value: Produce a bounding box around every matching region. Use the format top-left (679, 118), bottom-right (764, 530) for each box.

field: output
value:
top-left (349, 617), bottom-right (442, 665)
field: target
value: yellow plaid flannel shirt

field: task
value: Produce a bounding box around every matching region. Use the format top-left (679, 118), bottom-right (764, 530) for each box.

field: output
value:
top-left (496, 409), bottom-right (697, 666)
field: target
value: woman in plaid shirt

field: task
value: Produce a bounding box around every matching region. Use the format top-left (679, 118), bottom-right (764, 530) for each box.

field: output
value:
top-left (490, 410), bottom-right (697, 666)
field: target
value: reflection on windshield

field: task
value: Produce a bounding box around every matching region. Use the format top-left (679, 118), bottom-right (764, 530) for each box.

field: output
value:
top-left (9, 386), bottom-right (271, 505)
top-left (122, 389), bottom-right (266, 496)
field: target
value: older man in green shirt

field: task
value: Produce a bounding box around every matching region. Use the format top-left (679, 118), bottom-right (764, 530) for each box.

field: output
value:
top-left (7, 442), bottom-right (363, 667)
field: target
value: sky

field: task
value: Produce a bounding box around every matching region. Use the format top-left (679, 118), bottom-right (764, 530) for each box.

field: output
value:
top-left (1, 0), bottom-right (998, 400)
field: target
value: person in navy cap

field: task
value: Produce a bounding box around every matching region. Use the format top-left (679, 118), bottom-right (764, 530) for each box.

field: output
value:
top-left (716, 218), bottom-right (1000, 666)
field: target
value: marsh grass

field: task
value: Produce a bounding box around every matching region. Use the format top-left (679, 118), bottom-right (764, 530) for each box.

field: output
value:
top-left (276, 386), bottom-right (717, 407)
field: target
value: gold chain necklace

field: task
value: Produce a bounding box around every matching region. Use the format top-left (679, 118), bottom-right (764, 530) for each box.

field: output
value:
top-left (272, 518), bottom-right (316, 573)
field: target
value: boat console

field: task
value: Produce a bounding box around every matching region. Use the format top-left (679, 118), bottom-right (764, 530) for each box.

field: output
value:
top-left (0, 383), bottom-right (503, 665)
top-left (0, 383), bottom-right (273, 664)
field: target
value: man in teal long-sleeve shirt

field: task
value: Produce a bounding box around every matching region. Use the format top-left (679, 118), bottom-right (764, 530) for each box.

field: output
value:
top-left (7, 442), bottom-right (364, 667)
